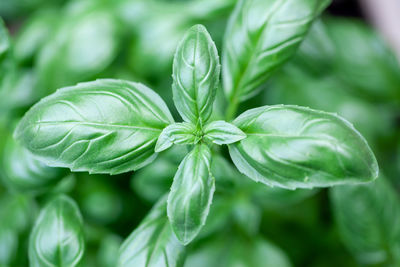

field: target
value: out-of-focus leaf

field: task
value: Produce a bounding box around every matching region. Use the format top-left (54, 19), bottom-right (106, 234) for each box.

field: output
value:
top-left (172, 24), bottom-right (220, 127)
top-left (118, 196), bottom-right (185, 267)
top-left (185, 235), bottom-right (292, 267)
top-left (0, 226), bottom-right (18, 266)
top-left (168, 144), bottom-right (215, 245)
top-left (97, 234), bottom-right (122, 267)
top-left (229, 105), bottom-right (378, 189)
top-left (15, 79), bottom-right (173, 175)
top-left (326, 18), bottom-right (400, 101)
top-left (77, 174), bottom-right (122, 224)
top-left (0, 18), bottom-right (10, 59)
top-left (331, 177), bottom-right (400, 265)
top-left (204, 120), bottom-right (246, 145)
top-left (36, 1), bottom-right (120, 90)
top-left (1, 132), bottom-right (65, 194)
top-left (131, 157), bottom-right (176, 203)
top-left (29, 195), bottom-right (85, 267)
top-left (222, 0), bottom-right (330, 107)
top-left (14, 9), bottom-right (58, 63)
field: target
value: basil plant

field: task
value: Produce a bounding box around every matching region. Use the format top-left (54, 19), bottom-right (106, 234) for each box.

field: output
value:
top-left (10, 0), bottom-right (381, 266)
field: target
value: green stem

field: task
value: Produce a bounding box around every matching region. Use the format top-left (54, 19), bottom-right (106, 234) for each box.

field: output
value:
top-left (225, 96), bottom-right (239, 122)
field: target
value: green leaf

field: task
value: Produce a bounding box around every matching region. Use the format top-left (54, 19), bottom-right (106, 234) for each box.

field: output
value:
top-left (29, 195), bottom-right (84, 267)
top-left (223, 0), bottom-right (330, 104)
top-left (172, 24), bottom-right (220, 127)
top-left (0, 226), bottom-right (18, 266)
top-left (155, 122), bottom-right (198, 153)
top-left (229, 105), bottom-right (378, 189)
top-left (0, 18), bottom-right (10, 59)
top-left (1, 134), bottom-right (65, 194)
top-left (185, 235), bottom-right (292, 267)
top-left (97, 234), bottom-right (122, 267)
top-left (204, 120), bottom-right (246, 145)
top-left (118, 196), bottom-right (185, 267)
top-left (14, 79), bottom-right (173, 175)
top-left (331, 177), bottom-right (400, 265)
top-left (168, 144), bottom-right (215, 245)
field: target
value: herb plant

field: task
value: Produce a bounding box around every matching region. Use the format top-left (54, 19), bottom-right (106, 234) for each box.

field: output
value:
top-left (2, 0), bottom-right (400, 266)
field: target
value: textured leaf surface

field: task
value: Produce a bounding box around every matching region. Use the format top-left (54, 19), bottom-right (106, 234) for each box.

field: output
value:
top-left (15, 79), bottom-right (173, 175)
top-left (168, 144), bottom-right (215, 245)
top-left (172, 24), bottom-right (220, 127)
top-left (331, 178), bottom-right (400, 265)
top-left (204, 120), bottom-right (246, 145)
top-left (155, 123), bottom-right (197, 153)
top-left (118, 196), bottom-right (185, 267)
top-left (223, 0), bottom-right (330, 102)
top-left (1, 135), bottom-right (65, 193)
top-left (229, 105), bottom-right (378, 189)
top-left (29, 195), bottom-right (84, 267)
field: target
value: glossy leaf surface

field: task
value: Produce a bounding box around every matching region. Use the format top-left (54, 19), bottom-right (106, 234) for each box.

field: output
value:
top-left (172, 24), bottom-right (220, 127)
top-left (29, 195), bottom-right (84, 267)
top-left (331, 178), bottom-right (400, 265)
top-left (118, 197), bottom-right (185, 267)
top-left (229, 105), bottom-right (378, 189)
top-left (168, 144), bottom-right (215, 245)
top-left (223, 0), bottom-right (330, 102)
top-left (155, 122), bottom-right (197, 153)
top-left (204, 120), bottom-right (246, 145)
top-left (15, 79), bottom-right (173, 175)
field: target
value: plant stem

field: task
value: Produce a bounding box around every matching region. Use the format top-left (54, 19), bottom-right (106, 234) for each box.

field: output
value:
top-left (225, 96), bottom-right (239, 121)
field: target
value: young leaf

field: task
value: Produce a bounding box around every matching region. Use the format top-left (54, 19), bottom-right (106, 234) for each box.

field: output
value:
top-left (331, 178), bottom-right (400, 265)
top-left (118, 196), bottom-right (185, 267)
top-left (229, 105), bottom-right (378, 189)
top-left (172, 24), bottom-right (220, 127)
top-left (223, 0), bottom-right (331, 105)
top-left (204, 120), bottom-right (246, 145)
top-left (14, 79), bottom-right (174, 175)
top-left (168, 144), bottom-right (215, 245)
top-left (29, 195), bottom-right (84, 267)
top-left (155, 122), bottom-right (198, 153)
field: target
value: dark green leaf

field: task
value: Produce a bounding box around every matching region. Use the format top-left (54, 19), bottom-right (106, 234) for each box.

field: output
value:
top-left (29, 195), bottom-right (84, 267)
top-left (118, 196), bottom-right (185, 267)
top-left (331, 177), bottom-right (400, 265)
top-left (168, 144), bottom-right (215, 245)
top-left (155, 122), bottom-right (198, 153)
top-left (229, 105), bottom-right (378, 189)
top-left (204, 120), bottom-right (246, 145)
top-left (223, 0), bottom-right (330, 103)
top-left (15, 79), bottom-right (174, 175)
top-left (172, 24), bottom-right (220, 127)
top-left (0, 18), bottom-right (10, 59)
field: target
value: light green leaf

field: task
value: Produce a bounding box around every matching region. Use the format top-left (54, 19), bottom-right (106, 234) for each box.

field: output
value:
top-left (331, 177), bottom-right (400, 265)
top-left (155, 122), bottom-right (198, 153)
top-left (168, 144), bottom-right (215, 245)
top-left (204, 120), bottom-right (246, 145)
top-left (185, 235), bottom-right (292, 267)
top-left (118, 196), bottom-right (185, 267)
top-left (1, 134), bottom-right (65, 194)
top-left (229, 105), bottom-right (378, 189)
top-left (98, 234), bottom-right (122, 267)
top-left (172, 24), bottom-right (220, 127)
top-left (223, 0), bottom-right (330, 104)
top-left (14, 79), bottom-right (174, 175)
top-left (29, 195), bottom-right (84, 267)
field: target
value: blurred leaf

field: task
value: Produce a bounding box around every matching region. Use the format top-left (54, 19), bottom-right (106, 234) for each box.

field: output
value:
top-left (118, 196), bottom-right (185, 267)
top-left (0, 18), bottom-right (10, 59)
top-left (15, 79), bottom-right (173, 175)
top-left (229, 105), bottom-right (378, 189)
top-left (97, 234), bottom-right (122, 267)
top-left (29, 195), bottom-right (85, 267)
top-left (185, 235), bottom-right (292, 267)
top-left (331, 177), bottom-right (400, 265)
